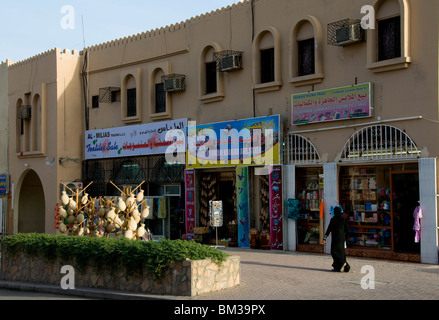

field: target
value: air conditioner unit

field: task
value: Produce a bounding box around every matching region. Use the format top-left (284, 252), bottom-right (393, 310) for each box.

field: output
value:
top-left (99, 87), bottom-right (121, 103)
top-left (60, 182), bottom-right (84, 197)
top-left (335, 24), bottom-right (364, 46)
top-left (163, 77), bottom-right (185, 92)
top-left (20, 106), bottom-right (32, 119)
top-left (220, 54), bottom-right (242, 72)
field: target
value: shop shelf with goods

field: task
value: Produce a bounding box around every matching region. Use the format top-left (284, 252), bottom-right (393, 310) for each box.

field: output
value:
top-left (340, 166), bottom-right (393, 250)
top-left (296, 168), bottom-right (324, 247)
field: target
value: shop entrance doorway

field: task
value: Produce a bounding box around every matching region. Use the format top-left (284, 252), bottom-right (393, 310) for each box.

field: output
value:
top-left (198, 171), bottom-right (237, 244)
top-left (391, 171), bottom-right (420, 254)
top-left (218, 179), bottom-right (235, 240)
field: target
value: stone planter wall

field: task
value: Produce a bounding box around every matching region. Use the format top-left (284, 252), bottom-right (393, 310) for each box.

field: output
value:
top-left (1, 252), bottom-right (240, 296)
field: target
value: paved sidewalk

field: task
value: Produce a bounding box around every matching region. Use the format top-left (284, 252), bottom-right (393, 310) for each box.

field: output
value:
top-left (1, 247), bottom-right (438, 300)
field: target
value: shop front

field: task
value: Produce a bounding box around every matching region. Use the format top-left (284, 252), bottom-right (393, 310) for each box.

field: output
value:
top-left (288, 83), bottom-right (439, 263)
top-left (185, 115), bottom-right (284, 250)
top-left (83, 118), bottom-right (187, 240)
top-left (340, 163), bottom-right (421, 261)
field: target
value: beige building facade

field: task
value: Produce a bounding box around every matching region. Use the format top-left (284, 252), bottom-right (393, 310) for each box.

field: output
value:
top-left (7, 48), bottom-right (83, 234)
top-left (0, 60), bottom-right (12, 234)
top-left (5, 0), bottom-right (439, 263)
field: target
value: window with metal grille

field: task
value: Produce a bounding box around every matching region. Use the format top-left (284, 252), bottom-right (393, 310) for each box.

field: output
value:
top-left (298, 38), bottom-right (315, 76)
top-left (126, 88), bottom-right (136, 117)
top-left (205, 61), bottom-right (217, 94)
top-left (378, 16), bottom-right (401, 61)
top-left (285, 134), bottom-right (321, 164)
top-left (340, 125), bottom-right (420, 162)
top-left (260, 48), bottom-right (274, 83)
top-left (155, 83), bottom-right (166, 114)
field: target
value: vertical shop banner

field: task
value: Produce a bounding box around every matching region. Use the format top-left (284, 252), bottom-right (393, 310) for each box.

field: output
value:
top-left (269, 165), bottom-right (283, 250)
top-left (236, 167), bottom-right (250, 248)
top-left (185, 169), bottom-right (196, 241)
top-left (0, 175), bottom-right (9, 194)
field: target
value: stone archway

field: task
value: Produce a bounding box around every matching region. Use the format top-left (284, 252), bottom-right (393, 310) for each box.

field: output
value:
top-left (18, 170), bottom-right (45, 233)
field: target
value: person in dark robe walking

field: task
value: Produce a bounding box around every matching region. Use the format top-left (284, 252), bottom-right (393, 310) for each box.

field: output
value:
top-left (322, 206), bottom-right (350, 272)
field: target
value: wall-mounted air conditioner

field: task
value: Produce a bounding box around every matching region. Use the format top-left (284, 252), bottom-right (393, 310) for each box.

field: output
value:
top-left (162, 74), bottom-right (186, 92)
top-left (99, 87), bottom-right (121, 103)
top-left (220, 53), bottom-right (243, 72)
top-left (19, 106), bottom-right (32, 119)
top-left (60, 182), bottom-right (83, 197)
top-left (335, 23), bottom-right (364, 46)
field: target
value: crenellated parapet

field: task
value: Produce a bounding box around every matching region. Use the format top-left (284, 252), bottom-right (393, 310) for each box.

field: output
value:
top-left (7, 48), bottom-right (79, 70)
top-left (84, 0), bottom-right (249, 54)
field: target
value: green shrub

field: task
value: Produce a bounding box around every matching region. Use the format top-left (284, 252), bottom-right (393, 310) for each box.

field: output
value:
top-left (4, 233), bottom-right (229, 280)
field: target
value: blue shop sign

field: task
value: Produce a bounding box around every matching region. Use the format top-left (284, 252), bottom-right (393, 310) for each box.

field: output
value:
top-left (0, 175), bottom-right (9, 194)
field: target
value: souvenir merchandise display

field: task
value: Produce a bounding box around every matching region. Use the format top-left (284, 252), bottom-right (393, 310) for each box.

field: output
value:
top-left (199, 173), bottom-right (217, 227)
top-left (296, 167), bottom-right (324, 247)
top-left (340, 166), bottom-right (392, 249)
top-left (56, 181), bottom-right (152, 241)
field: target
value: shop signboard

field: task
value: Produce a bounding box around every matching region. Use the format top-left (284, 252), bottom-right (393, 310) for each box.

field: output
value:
top-left (0, 175), bottom-right (9, 195)
top-left (236, 167), bottom-right (250, 248)
top-left (85, 118), bottom-right (187, 160)
top-left (209, 201), bottom-right (223, 227)
top-left (269, 165), bottom-right (283, 250)
top-left (292, 83), bottom-right (373, 125)
top-left (185, 169), bottom-right (196, 240)
top-left (186, 115), bottom-right (280, 169)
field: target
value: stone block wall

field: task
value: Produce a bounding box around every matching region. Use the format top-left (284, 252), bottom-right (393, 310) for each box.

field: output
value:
top-left (1, 251), bottom-right (240, 296)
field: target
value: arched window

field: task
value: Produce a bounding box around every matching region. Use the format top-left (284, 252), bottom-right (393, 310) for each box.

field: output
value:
top-left (149, 62), bottom-right (173, 120)
top-left (31, 94), bottom-right (40, 151)
top-left (339, 125), bottom-right (420, 162)
top-left (199, 43), bottom-right (224, 103)
top-left (112, 159), bottom-right (145, 195)
top-left (367, 0), bottom-right (411, 72)
top-left (285, 133), bottom-right (321, 164)
top-left (252, 27), bottom-right (282, 93)
top-left (16, 98), bottom-right (24, 153)
top-left (121, 68), bottom-right (142, 123)
top-left (290, 16), bottom-right (324, 87)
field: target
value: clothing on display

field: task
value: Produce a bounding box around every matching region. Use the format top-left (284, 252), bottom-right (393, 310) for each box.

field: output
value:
top-left (413, 206), bottom-right (423, 243)
top-left (144, 198), bottom-right (154, 219)
top-left (158, 198), bottom-right (167, 219)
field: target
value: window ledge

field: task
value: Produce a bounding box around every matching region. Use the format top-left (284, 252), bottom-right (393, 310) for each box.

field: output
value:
top-left (199, 92), bottom-right (225, 104)
top-left (289, 74), bottom-right (324, 87)
top-left (122, 116), bottom-right (141, 124)
top-left (17, 151), bottom-right (46, 159)
top-left (254, 81), bottom-right (282, 93)
top-left (150, 110), bottom-right (172, 121)
top-left (367, 57), bottom-right (411, 73)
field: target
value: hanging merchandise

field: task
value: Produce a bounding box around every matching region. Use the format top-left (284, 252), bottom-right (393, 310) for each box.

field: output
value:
top-left (143, 198), bottom-right (154, 219)
top-left (413, 206), bottom-right (423, 243)
top-left (158, 198), bottom-right (167, 219)
top-left (236, 167), bottom-right (250, 248)
top-left (287, 199), bottom-right (301, 220)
